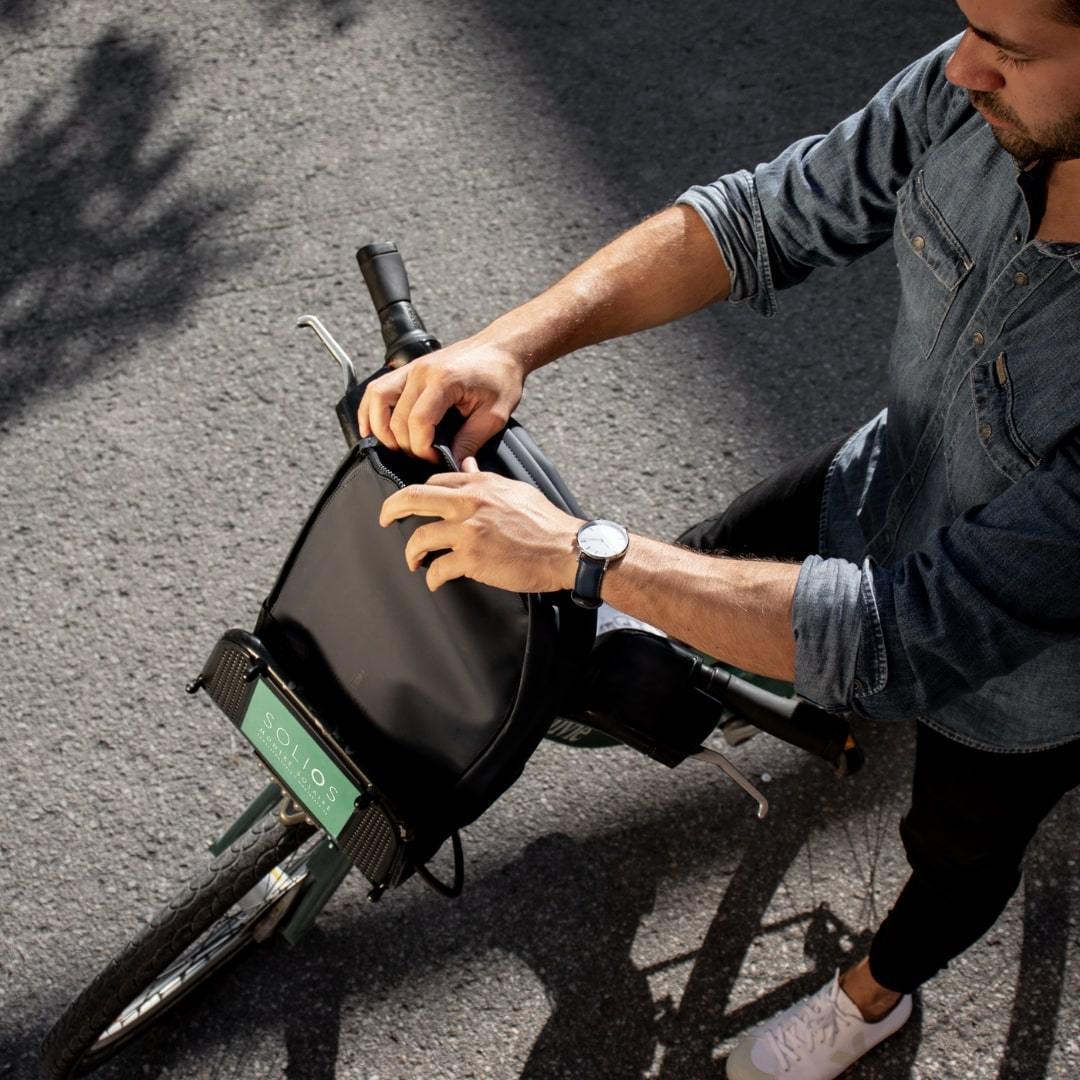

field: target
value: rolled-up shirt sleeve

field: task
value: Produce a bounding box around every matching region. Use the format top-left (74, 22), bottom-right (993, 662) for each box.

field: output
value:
top-left (792, 555), bottom-right (885, 712)
top-left (792, 440), bottom-right (1080, 720)
top-left (677, 34), bottom-right (966, 317)
top-left (678, 169), bottom-right (778, 316)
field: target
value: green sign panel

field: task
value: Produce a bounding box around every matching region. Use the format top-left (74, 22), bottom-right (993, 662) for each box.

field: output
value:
top-left (241, 679), bottom-right (361, 838)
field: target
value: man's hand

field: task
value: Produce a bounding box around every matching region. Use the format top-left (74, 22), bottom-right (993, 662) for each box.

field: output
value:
top-left (358, 337), bottom-right (528, 464)
top-left (379, 461), bottom-right (798, 682)
top-left (379, 458), bottom-right (582, 594)
top-left (358, 206), bottom-right (732, 465)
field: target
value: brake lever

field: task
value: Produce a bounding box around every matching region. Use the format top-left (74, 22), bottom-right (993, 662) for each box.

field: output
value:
top-left (691, 746), bottom-right (769, 819)
top-left (297, 314), bottom-right (360, 392)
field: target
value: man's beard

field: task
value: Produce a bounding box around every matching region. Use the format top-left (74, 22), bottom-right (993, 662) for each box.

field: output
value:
top-left (970, 91), bottom-right (1080, 162)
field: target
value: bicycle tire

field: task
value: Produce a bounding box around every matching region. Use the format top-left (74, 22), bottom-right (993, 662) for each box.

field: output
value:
top-left (40, 811), bottom-right (317, 1078)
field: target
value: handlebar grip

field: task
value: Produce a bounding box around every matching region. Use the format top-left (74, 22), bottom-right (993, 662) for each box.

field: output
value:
top-left (357, 242), bottom-right (412, 309)
top-left (694, 665), bottom-right (864, 776)
top-left (356, 242), bottom-right (441, 367)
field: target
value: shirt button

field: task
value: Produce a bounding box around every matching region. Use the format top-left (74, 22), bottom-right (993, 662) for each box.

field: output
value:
top-left (911, 235), bottom-right (926, 252)
top-left (972, 330), bottom-right (986, 347)
top-left (979, 422), bottom-right (993, 440)
top-left (1013, 230), bottom-right (1022, 243)
top-left (853, 678), bottom-right (866, 695)
top-left (1014, 271), bottom-right (1029, 286)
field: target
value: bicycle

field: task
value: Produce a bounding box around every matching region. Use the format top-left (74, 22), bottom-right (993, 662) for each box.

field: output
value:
top-left (39, 243), bottom-right (863, 1079)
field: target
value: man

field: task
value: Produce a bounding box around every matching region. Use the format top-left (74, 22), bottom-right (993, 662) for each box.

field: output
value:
top-left (363, 1), bottom-right (1080, 1075)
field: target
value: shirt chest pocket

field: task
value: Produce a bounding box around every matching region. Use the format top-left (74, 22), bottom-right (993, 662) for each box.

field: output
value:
top-left (946, 352), bottom-right (1042, 515)
top-left (893, 172), bottom-right (973, 359)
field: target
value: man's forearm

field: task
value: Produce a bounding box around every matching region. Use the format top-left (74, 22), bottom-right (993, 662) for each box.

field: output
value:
top-left (477, 204), bottom-right (731, 372)
top-left (382, 467), bottom-right (798, 679)
top-left (599, 535), bottom-right (799, 682)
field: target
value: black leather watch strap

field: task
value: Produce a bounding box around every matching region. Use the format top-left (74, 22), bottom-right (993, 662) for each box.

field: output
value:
top-left (571, 557), bottom-right (606, 610)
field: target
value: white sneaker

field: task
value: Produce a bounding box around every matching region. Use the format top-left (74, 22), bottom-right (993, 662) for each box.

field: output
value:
top-left (726, 971), bottom-right (912, 1080)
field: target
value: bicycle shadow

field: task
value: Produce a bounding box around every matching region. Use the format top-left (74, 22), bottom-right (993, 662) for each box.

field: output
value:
top-left (29, 721), bottom-right (1075, 1079)
top-left (0, 24), bottom-right (248, 429)
top-left (68, 722), bottom-right (904, 1078)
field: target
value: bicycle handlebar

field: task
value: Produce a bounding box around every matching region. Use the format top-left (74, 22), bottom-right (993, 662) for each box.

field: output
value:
top-left (356, 242), bottom-right (441, 367)
top-left (570, 629), bottom-right (863, 778)
top-left (693, 663), bottom-right (864, 777)
top-left (329, 242), bottom-right (444, 447)
top-left (350, 241), bottom-right (471, 453)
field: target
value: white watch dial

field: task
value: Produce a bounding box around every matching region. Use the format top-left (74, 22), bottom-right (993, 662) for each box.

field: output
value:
top-left (578, 520), bottom-right (629, 560)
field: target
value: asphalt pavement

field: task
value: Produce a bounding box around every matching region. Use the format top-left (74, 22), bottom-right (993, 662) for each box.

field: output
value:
top-left (2, 1), bottom-right (1077, 1078)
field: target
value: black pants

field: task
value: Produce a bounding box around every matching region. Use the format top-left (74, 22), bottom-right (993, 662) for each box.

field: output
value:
top-left (677, 439), bottom-right (1080, 994)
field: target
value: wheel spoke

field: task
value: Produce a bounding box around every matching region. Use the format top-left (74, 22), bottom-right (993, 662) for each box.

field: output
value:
top-left (42, 816), bottom-right (319, 1079)
top-left (97, 858), bottom-right (310, 1043)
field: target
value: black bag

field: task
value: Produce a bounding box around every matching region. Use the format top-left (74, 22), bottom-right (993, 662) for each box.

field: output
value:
top-left (197, 419), bottom-right (595, 897)
top-left (193, 241), bottom-right (861, 902)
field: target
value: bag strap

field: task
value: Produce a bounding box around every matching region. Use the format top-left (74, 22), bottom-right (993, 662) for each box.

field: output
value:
top-left (472, 420), bottom-right (587, 518)
top-left (415, 830), bottom-right (465, 898)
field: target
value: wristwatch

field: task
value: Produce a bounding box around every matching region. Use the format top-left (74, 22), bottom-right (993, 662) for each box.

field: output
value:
top-left (571, 519), bottom-right (630, 609)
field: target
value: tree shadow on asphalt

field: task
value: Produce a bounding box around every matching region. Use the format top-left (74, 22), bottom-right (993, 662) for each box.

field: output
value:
top-left (0, 0), bottom-right (43, 29)
top-left (252, 0), bottom-right (366, 33)
top-left (0, 24), bottom-right (249, 430)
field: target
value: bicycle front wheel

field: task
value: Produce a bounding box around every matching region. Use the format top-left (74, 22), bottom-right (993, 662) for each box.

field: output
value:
top-left (41, 811), bottom-right (317, 1078)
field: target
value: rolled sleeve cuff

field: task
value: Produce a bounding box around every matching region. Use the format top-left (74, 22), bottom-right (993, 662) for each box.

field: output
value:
top-left (792, 555), bottom-right (888, 713)
top-left (676, 169), bottom-right (777, 318)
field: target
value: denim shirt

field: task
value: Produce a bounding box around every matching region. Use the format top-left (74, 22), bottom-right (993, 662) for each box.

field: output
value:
top-left (678, 35), bottom-right (1080, 751)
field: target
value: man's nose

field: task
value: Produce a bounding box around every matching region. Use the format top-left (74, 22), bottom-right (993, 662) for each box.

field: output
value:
top-left (945, 29), bottom-right (1006, 92)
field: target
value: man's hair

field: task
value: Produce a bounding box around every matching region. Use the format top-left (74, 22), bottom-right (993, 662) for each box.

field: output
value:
top-left (1052, 0), bottom-right (1080, 25)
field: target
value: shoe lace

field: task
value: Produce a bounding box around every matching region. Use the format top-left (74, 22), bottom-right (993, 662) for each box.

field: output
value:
top-left (763, 978), bottom-right (855, 1071)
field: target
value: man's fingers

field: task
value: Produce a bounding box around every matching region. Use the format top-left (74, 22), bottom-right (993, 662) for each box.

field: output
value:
top-left (380, 483), bottom-right (467, 526)
top-left (388, 375), bottom-right (426, 455)
top-left (367, 394), bottom-right (398, 450)
top-left (461, 456), bottom-right (480, 473)
top-left (425, 550), bottom-right (466, 592)
top-left (423, 470), bottom-right (481, 488)
top-left (360, 368), bottom-right (407, 450)
top-left (451, 410), bottom-right (505, 463)
top-left (357, 371), bottom-right (383, 438)
top-left (357, 391), bottom-right (370, 439)
top-left (403, 521), bottom-right (458, 572)
top-left (407, 385), bottom-right (455, 463)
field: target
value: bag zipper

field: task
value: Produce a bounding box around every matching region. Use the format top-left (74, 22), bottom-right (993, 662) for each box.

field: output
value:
top-left (368, 445), bottom-right (458, 489)
top-left (369, 455), bottom-right (406, 488)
